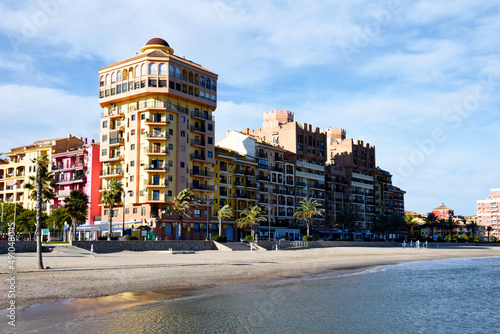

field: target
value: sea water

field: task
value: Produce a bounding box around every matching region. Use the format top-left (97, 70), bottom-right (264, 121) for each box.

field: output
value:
top-left (11, 257), bottom-right (500, 334)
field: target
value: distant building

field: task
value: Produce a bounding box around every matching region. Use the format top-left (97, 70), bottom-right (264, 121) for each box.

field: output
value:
top-left (432, 203), bottom-right (454, 220)
top-left (477, 189), bottom-right (500, 239)
top-left (51, 139), bottom-right (101, 224)
top-left (0, 135), bottom-right (84, 213)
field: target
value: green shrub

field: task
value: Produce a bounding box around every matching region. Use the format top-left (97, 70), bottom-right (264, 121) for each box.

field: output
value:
top-left (212, 235), bottom-right (227, 243)
top-left (302, 236), bottom-right (314, 241)
top-left (245, 235), bottom-right (254, 242)
top-left (128, 236), bottom-right (139, 240)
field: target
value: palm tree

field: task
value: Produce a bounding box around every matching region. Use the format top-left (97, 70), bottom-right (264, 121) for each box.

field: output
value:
top-left (163, 189), bottom-right (198, 240)
top-left (388, 213), bottom-right (404, 240)
top-left (64, 190), bottom-right (89, 241)
top-left (404, 213), bottom-right (417, 239)
top-left (446, 217), bottom-right (456, 241)
top-left (293, 198), bottom-right (324, 237)
top-left (217, 204), bottom-right (233, 236)
top-left (437, 218), bottom-right (447, 240)
top-left (237, 205), bottom-right (267, 240)
top-left (100, 178), bottom-right (123, 240)
top-left (338, 206), bottom-right (360, 240)
top-left (24, 153), bottom-right (54, 269)
top-left (486, 226), bottom-right (493, 242)
top-left (466, 220), bottom-right (479, 243)
top-left (324, 215), bottom-right (337, 240)
top-left (373, 214), bottom-right (390, 240)
top-left (424, 212), bottom-right (438, 240)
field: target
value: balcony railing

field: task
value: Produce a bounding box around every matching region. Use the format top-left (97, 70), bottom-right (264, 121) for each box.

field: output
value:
top-left (190, 125), bottom-right (206, 133)
top-left (144, 147), bottom-right (169, 154)
top-left (190, 139), bottom-right (205, 146)
top-left (190, 154), bottom-right (205, 161)
top-left (190, 183), bottom-right (214, 191)
top-left (190, 170), bottom-right (214, 177)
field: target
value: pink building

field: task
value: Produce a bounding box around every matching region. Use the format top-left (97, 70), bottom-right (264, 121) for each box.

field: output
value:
top-left (477, 189), bottom-right (500, 239)
top-left (51, 140), bottom-right (101, 224)
top-left (432, 203), bottom-right (454, 220)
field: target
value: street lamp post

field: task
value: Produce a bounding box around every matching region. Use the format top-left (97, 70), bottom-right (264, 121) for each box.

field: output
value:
top-left (122, 190), bottom-right (133, 237)
top-left (13, 182), bottom-right (18, 240)
top-left (205, 198), bottom-right (213, 240)
top-left (266, 204), bottom-right (276, 241)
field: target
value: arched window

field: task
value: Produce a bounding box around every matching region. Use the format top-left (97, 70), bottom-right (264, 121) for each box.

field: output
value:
top-left (135, 66), bottom-right (140, 77)
top-left (175, 67), bottom-right (181, 79)
top-left (122, 69), bottom-right (127, 81)
top-left (141, 64), bottom-right (146, 76)
top-left (206, 78), bottom-right (211, 89)
top-left (200, 76), bottom-right (204, 86)
top-left (194, 74), bottom-right (200, 85)
top-left (100, 76), bottom-right (104, 87)
top-left (192, 223), bottom-right (200, 233)
top-left (149, 63), bottom-right (157, 75)
top-left (128, 67), bottom-right (134, 80)
top-left (159, 63), bottom-right (167, 75)
top-left (212, 80), bottom-right (216, 90)
top-left (169, 64), bottom-right (175, 76)
top-left (117, 71), bottom-right (122, 82)
top-left (188, 71), bottom-right (193, 83)
top-left (181, 69), bottom-right (187, 81)
top-left (105, 74), bottom-right (110, 85)
top-left (111, 72), bottom-right (116, 84)
top-left (211, 224), bottom-right (217, 232)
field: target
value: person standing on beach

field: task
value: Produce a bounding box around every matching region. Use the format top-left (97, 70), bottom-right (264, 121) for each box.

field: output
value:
top-left (402, 241), bottom-right (406, 249)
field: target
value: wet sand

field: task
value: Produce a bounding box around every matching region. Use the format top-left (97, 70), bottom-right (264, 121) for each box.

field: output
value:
top-left (1, 244), bottom-right (499, 311)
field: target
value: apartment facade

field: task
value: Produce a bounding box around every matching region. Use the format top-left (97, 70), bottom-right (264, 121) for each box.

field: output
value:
top-left (0, 135), bottom-right (84, 213)
top-left (51, 140), bottom-right (101, 224)
top-left (477, 189), bottom-right (500, 239)
top-left (98, 38), bottom-right (218, 239)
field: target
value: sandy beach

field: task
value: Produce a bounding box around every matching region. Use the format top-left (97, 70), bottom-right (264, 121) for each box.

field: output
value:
top-left (2, 245), bottom-right (500, 310)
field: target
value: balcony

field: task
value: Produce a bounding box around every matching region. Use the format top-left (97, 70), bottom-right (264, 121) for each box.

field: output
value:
top-left (144, 179), bottom-right (169, 188)
top-left (245, 182), bottom-right (258, 188)
top-left (58, 175), bottom-right (86, 184)
top-left (190, 183), bottom-right (214, 192)
top-left (310, 183), bottom-right (326, 190)
top-left (190, 125), bottom-right (206, 133)
top-left (190, 169), bottom-right (214, 178)
top-left (144, 117), bottom-right (169, 125)
top-left (190, 139), bottom-right (205, 147)
top-left (270, 166), bottom-right (283, 173)
top-left (190, 153), bottom-right (205, 161)
top-left (145, 132), bottom-right (170, 140)
top-left (100, 168), bottom-right (124, 178)
top-left (107, 152), bottom-right (124, 162)
top-left (143, 194), bottom-right (171, 203)
top-left (109, 137), bottom-right (124, 147)
top-left (144, 147), bottom-right (169, 156)
top-left (190, 110), bottom-right (211, 120)
top-left (145, 165), bottom-right (170, 173)
top-left (234, 168), bottom-right (245, 175)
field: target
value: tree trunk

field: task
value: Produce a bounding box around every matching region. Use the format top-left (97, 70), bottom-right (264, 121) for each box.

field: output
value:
top-left (306, 220), bottom-right (310, 237)
top-left (177, 219), bottom-right (183, 240)
top-left (36, 169), bottom-right (44, 270)
top-left (218, 219), bottom-right (222, 236)
top-left (71, 218), bottom-right (77, 241)
top-left (108, 205), bottom-right (113, 240)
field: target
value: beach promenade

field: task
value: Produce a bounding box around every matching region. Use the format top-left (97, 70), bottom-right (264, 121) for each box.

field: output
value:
top-left (2, 244), bottom-right (499, 310)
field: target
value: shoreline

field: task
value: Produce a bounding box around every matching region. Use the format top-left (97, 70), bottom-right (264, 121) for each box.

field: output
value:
top-left (2, 245), bottom-right (500, 310)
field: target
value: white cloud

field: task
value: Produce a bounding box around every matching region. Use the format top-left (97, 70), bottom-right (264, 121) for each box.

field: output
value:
top-left (0, 84), bottom-right (99, 153)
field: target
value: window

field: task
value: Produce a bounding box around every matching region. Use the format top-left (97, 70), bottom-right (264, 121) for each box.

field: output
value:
top-left (102, 149), bottom-right (107, 156)
top-left (106, 74), bottom-right (110, 85)
top-left (206, 78), bottom-right (211, 89)
top-left (193, 223), bottom-right (200, 233)
top-left (141, 114), bottom-right (145, 120)
top-left (180, 162), bottom-right (185, 168)
top-left (102, 120), bottom-right (108, 128)
top-left (175, 67), bottom-right (181, 79)
top-left (207, 123), bottom-right (213, 131)
top-left (181, 116), bottom-right (185, 122)
top-left (169, 114), bottom-right (173, 120)
top-left (141, 207), bottom-right (146, 216)
top-left (135, 65), bottom-right (140, 77)
top-left (131, 144), bottom-right (135, 150)
top-left (169, 144), bottom-right (174, 150)
top-left (168, 176), bottom-right (172, 181)
top-left (168, 190), bottom-right (172, 196)
top-left (141, 64), bottom-right (146, 76)
top-left (208, 151), bottom-right (213, 158)
top-left (112, 209), bottom-right (118, 218)
top-left (194, 209), bottom-right (201, 218)
top-left (159, 63), bottom-right (167, 75)
top-left (169, 129), bottom-right (173, 135)
top-left (200, 76), bottom-right (204, 86)
top-left (133, 208), bottom-right (138, 214)
top-left (207, 137), bottom-right (213, 145)
top-left (130, 176), bottom-right (134, 182)
top-left (181, 131), bottom-right (185, 137)
top-left (149, 63), bottom-right (157, 75)
top-left (102, 134), bottom-right (108, 142)
top-left (131, 129), bottom-right (135, 135)
top-left (104, 209), bottom-right (108, 215)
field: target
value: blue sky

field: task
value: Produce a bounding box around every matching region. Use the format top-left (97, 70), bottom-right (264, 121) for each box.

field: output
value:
top-left (1, 0), bottom-right (499, 215)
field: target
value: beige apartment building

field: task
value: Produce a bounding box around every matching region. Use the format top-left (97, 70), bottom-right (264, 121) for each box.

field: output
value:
top-left (98, 38), bottom-right (217, 239)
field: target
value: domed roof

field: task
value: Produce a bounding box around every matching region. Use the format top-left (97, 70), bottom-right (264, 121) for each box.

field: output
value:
top-left (145, 38), bottom-right (170, 47)
top-left (141, 37), bottom-right (174, 54)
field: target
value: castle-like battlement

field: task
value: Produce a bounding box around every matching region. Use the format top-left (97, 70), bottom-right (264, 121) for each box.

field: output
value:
top-left (321, 127), bottom-right (347, 140)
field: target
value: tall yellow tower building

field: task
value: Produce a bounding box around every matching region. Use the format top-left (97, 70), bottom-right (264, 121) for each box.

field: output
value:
top-left (98, 38), bottom-right (217, 239)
